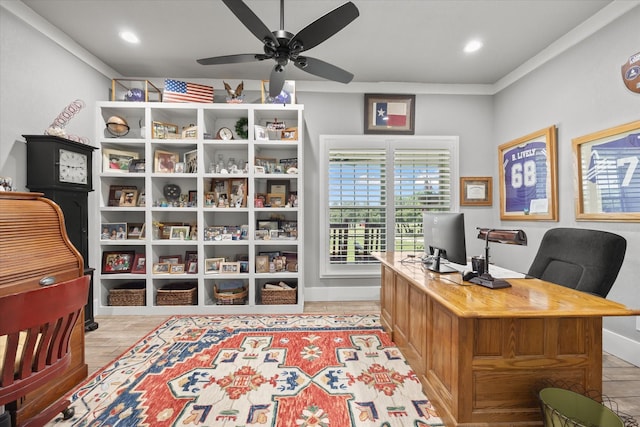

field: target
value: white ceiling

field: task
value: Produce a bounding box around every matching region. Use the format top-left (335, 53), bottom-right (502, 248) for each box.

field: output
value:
top-left (13, 0), bottom-right (633, 88)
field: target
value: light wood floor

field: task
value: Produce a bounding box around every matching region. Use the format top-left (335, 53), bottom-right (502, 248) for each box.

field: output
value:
top-left (85, 301), bottom-right (640, 422)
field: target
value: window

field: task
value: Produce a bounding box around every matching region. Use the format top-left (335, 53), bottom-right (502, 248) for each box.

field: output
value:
top-left (320, 135), bottom-right (459, 277)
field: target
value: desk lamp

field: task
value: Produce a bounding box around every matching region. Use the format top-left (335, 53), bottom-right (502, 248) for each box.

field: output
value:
top-left (469, 228), bottom-right (527, 289)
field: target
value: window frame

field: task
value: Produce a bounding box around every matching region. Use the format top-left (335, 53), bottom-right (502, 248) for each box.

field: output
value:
top-left (319, 135), bottom-right (460, 278)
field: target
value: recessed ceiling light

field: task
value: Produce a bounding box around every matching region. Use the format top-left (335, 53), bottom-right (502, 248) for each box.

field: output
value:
top-left (120, 31), bottom-right (140, 44)
top-left (464, 39), bottom-right (483, 54)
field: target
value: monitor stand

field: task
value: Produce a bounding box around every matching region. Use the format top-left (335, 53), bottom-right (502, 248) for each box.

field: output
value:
top-left (469, 274), bottom-right (512, 289)
top-left (424, 255), bottom-right (459, 274)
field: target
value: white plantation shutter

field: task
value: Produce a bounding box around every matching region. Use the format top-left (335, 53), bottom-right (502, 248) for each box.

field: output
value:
top-left (320, 136), bottom-right (459, 277)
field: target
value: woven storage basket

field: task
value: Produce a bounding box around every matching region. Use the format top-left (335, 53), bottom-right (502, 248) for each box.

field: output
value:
top-left (262, 284), bottom-right (297, 305)
top-left (214, 283), bottom-right (248, 305)
top-left (108, 282), bottom-right (146, 306)
top-left (157, 283), bottom-right (197, 305)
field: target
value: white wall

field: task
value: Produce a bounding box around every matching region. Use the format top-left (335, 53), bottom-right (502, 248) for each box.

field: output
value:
top-left (492, 7), bottom-right (640, 363)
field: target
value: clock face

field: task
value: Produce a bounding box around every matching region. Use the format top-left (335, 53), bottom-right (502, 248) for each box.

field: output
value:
top-left (217, 127), bottom-right (233, 140)
top-left (59, 149), bottom-right (88, 184)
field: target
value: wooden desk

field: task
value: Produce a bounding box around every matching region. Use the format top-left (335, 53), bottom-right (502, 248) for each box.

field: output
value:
top-left (375, 252), bottom-right (640, 427)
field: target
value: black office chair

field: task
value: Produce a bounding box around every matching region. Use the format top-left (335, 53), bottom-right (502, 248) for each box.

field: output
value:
top-left (527, 228), bottom-right (626, 298)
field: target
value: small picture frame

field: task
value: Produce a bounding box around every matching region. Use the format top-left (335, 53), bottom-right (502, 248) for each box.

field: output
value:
top-left (154, 149), bottom-right (179, 173)
top-left (170, 264), bottom-right (186, 274)
top-left (152, 262), bottom-right (171, 274)
top-left (220, 261), bottom-right (240, 274)
top-left (108, 185), bottom-right (137, 206)
top-left (460, 177), bottom-right (492, 206)
top-left (131, 254), bottom-right (146, 274)
top-left (159, 255), bottom-right (183, 264)
top-left (102, 251), bottom-right (135, 274)
top-left (205, 257), bottom-right (225, 274)
top-left (127, 223), bottom-right (144, 239)
top-left (254, 125), bottom-right (267, 140)
top-left (102, 148), bottom-right (139, 173)
top-left (267, 193), bottom-right (285, 207)
top-left (169, 225), bottom-right (190, 240)
top-left (281, 127), bottom-right (298, 140)
top-left (119, 189), bottom-right (138, 207)
top-left (174, 162), bottom-right (185, 173)
top-left (152, 121), bottom-right (179, 139)
top-left (186, 260), bottom-right (198, 274)
top-left (184, 149), bottom-right (198, 173)
top-left (267, 180), bottom-right (289, 198)
top-left (364, 94), bottom-right (415, 135)
top-left (128, 159), bottom-right (146, 173)
top-left (100, 223), bottom-right (127, 240)
top-left (255, 255), bottom-right (270, 273)
top-left (138, 192), bottom-right (146, 207)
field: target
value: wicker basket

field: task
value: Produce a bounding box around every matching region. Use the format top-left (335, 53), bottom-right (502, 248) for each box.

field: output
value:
top-left (261, 283), bottom-right (297, 305)
top-left (108, 282), bottom-right (146, 306)
top-left (214, 283), bottom-right (248, 305)
top-left (157, 283), bottom-right (197, 305)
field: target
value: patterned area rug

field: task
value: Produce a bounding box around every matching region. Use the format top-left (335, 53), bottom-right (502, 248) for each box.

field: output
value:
top-left (48, 315), bottom-right (443, 426)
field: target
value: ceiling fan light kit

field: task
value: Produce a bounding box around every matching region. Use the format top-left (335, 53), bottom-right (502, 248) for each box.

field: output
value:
top-left (197, 0), bottom-right (359, 97)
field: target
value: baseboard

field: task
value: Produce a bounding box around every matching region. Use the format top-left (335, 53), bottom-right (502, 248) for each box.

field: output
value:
top-left (305, 286), bottom-right (380, 301)
top-left (603, 328), bottom-right (640, 367)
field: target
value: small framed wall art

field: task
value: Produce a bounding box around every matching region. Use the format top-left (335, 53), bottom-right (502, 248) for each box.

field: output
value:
top-left (498, 125), bottom-right (558, 221)
top-left (364, 94), bottom-right (415, 135)
top-left (460, 177), bottom-right (492, 206)
top-left (573, 120), bottom-right (640, 221)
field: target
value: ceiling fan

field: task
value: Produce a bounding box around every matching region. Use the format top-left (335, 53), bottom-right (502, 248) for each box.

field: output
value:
top-left (197, 0), bottom-right (360, 98)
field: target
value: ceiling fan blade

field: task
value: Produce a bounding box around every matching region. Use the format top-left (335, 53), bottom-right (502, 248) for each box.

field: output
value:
top-left (197, 53), bottom-right (267, 65)
top-left (295, 56), bottom-right (354, 84)
top-left (269, 65), bottom-right (287, 98)
top-left (289, 2), bottom-right (359, 52)
top-left (222, 0), bottom-right (279, 47)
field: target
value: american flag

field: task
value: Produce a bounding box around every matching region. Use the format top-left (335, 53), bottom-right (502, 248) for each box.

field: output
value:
top-left (163, 79), bottom-right (214, 103)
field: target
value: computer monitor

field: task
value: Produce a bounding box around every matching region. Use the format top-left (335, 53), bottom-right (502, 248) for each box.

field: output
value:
top-left (423, 212), bottom-right (467, 273)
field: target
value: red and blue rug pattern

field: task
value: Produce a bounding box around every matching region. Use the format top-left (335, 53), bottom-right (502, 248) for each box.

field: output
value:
top-left (48, 314), bottom-right (443, 426)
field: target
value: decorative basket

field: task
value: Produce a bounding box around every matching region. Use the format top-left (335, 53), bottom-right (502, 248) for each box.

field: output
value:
top-left (157, 283), bottom-right (197, 306)
top-left (108, 282), bottom-right (146, 306)
top-left (214, 283), bottom-right (248, 305)
top-left (261, 284), bottom-right (297, 305)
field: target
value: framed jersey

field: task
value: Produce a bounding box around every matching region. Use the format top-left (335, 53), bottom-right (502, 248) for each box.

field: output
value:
top-left (498, 125), bottom-right (558, 221)
top-left (573, 120), bottom-right (640, 222)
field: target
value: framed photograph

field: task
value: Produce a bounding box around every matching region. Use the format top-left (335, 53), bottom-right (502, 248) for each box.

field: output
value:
top-left (170, 264), bottom-right (186, 274)
top-left (204, 257), bottom-right (225, 274)
top-left (154, 149), bottom-right (179, 173)
top-left (138, 192), bottom-right (146, 207)
top-left (131, 253), bottom-right (146, 274)
top-left (573, 120), bottom-right (640, 221)
top-left (169, 225), bottom-right (190, 240)
top-left (267, 193), bottom-right (285, 207)
top-left (108, 185), bottom-right (137, 206)
top-left (239, 260), bottom-right (249, 273)
top-left (364, 94), bottom-right (415, 135)
top-left (139, 223), bottom-right (146, 239)
top-left (282, 127), bottom-right (298, 140)
top-left (460, 177), bottom-right (492, 206)
top-left (188, 190), bottom-right (197, 205)
top-left (174, 162), bottom-right (185, 173)
top-left (102, 251), bottom-right (135, 274)
top-left (185, 250), bottom-right (198, 263)
top-left (257, 220), bottom-right (279, 231)
top-left (128, 159), bottom-right (146, 173)
top-left (102, 148), bottom-right (139, 173)
top-left (159, 254), bottom-right (183, 264)
top-left (100, 223), bottom-right (127, 240)
top-left (230, 178), bottom-right (247, 208)
top-left (261, 79), bottom-right (295, 104)
top-left (152, 121), bottom-right (179, 139)
top-left (498, 125), bottom-right (558, 221)
top-left (254, 125), bottom-right (268, 140)
top-left (186, 261), bottom-right (198, 274)
top-left (267, 180), bottom-right (289, 198)
top-left (119, 189), bottom-right (138, 207)
top-left (127, 223), bottom-right (143, 239)
top-left (152, 262), bottom-right (171, 274)
top-left (255, 255), bottom-right (270, 273)
top-left (220, 261), bottom-right (240, 274)
top-left (204, 191), bottom-right (216, 206)
top-left (184, 149), bottom-right (198, 173)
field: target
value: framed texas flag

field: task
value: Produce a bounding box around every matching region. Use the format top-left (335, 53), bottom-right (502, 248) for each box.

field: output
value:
top-left (364, 94), bottom-right (415, 134)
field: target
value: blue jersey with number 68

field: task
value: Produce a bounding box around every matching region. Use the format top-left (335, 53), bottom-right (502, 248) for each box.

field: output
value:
top-left (502, 141), bottom-right (548, 213)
